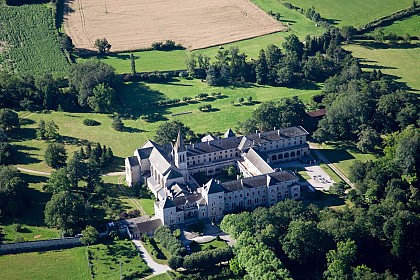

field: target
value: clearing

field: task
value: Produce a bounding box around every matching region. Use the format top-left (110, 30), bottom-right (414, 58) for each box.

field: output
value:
top-left (64, 0), bottom-right (285, 51)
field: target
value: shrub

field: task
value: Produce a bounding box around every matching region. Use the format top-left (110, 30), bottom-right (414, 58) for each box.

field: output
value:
top-left (83, 119), bottom-right (101, 126)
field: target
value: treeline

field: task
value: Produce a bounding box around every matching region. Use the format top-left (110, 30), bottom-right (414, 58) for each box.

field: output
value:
top-left (187, 29), bottom-right (353, 87)
top-left (313, 64), bottom-right (419, 145)
top-left (0, 59), bottom-right (120, 113)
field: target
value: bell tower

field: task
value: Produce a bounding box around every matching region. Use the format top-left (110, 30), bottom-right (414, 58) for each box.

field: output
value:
top-left (173, 131), bottom-right (188, 181)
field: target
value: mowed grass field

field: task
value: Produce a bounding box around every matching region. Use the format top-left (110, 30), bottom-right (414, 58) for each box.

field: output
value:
top-left (369, 14), bottom-right (420, 36)
top-left (0, 3), bottom-right (69, 77)
top-left (344, 41), bottom-right (420, 91)
top-left (0, 247), bottom-right (90, 280)
top-left (286, 0), bottom-right (414, 27)
top-left (311, 142), bottom-right (377, 177)
top-left (13, 78), bottom-right (322, 171)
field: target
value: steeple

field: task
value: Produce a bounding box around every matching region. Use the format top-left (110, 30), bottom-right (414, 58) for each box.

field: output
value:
top-left (174, 131), bottom-right (185, 152)
top-left (224, 128), bottom-right (235, 138)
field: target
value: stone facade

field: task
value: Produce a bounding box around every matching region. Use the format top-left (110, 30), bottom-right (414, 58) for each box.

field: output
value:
top-left (125, 126), bottom-right (310, 225)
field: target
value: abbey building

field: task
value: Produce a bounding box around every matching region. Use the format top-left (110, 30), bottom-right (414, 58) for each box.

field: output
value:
top-left (125, 126), bottom-right (310, 225)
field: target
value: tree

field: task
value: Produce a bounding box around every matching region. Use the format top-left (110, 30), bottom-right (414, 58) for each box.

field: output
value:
top-left (225, 165), bottom-right (237, 178)
top-left (44, 191), bottom-right (90, 235)
top-left (154, 120), bottom-right (194, 144)
top-left (357, 127), bottom-right (381, 153)
top-left (373, 28), bottom-right (385, 42)
top-left (68, 59), bottom-right (118, 107)
top-left (282, 34), bottom-right (304, 59)
top-left (340, 26), bottom-right (357, 42)
top-left (255, 49), bottom-right (268, 84)
top-left (87, 83), bottom-right (115, 113)
top-left (282, 220), bottom-right (332, 265)
top-left (130, 53), bottom-right (136, 75)
top-left (80, 225), bottom-right (99, 245)
top-left (329, 181), bottom-right (347, 196)
top-left (324, 239), bottom-right (357, 280)
top-left (0, 109), bottom-right (19, 131)
top-left (84, 160), bottom-right (102, 191)
top-left (44, 120), bottom-right (59, 140)
top-left (168, 255), bottom-right (184, 270)
top-left (0, 166), bottom-right (28, 217)
top-left (246, 96), bottom-right (253, 103)
top-left (36, 120), bottom-right (46, 139)
top-left (387, 32), bottom-right (398, 45)
top-left (67, 152), bottom-right (85, 188)
top-left (112, 115), bottom-right (124, 131)
top-left (44, 168), bottom-right (71, 194)
top-left (403, 33), bottom-right (412, 44)
top-left (45, 143), bottom-right (67, 169)
top-left (94, 38), bottom-right (111, 54)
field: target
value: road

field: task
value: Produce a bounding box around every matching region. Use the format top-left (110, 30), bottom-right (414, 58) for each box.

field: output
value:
top-left (132, 240), bottom-right (170, 276)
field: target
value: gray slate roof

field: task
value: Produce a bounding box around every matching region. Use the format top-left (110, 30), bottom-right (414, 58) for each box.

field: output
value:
top-left (204, 178), bottom-right (225, 194)
top-left (222, 171), bottom-right (297, 192)
top-left (244, 148), bottom-right (274, 174)
top-left (187, 137), bottom-right (242, 156)
top-left (127, 156), bottom-right (139, 166)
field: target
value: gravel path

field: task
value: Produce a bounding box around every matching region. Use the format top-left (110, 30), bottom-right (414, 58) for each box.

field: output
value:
top-left (132, 240), bottom-right (170, 276)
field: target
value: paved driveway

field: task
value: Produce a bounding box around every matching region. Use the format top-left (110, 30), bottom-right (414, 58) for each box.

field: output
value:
top-left (132, 240), bottom-right (170, 275)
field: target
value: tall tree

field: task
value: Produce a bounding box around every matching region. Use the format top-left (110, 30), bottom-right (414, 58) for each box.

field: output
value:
top-left (0, 166), bottom-right (28, 217)
top-left (255, 49), bottom-right (268, 85)
top-left (154, 120), bottom-right (194, 144)
top-left (44, 143), bottom-right (67, 169)
top-left (324, 239), bottom-right (357, 280)
top-left (0, 109), bottom-right (19, 131)
top-left (44, 168), bottom-right (71, 194)
top-left (282, 34), bottom-right (304, 59)
top-left (87, 83), bottom-right (115, 113)
top-left (130, 53), bottom-right (136, 75)
top-left (44, 191), bottom-right (90, 235)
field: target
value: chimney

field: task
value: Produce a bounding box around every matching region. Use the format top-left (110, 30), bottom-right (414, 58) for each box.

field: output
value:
top-left (274, 127), bottom-right (276, 131)
top-left (255, 130), bottom-right (258, 134)
top-left (258, 133), bottom-right (261, 138)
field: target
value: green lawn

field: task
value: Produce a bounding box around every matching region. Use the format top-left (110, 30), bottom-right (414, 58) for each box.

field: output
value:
top-left (89, 240), bottom-right (151, 279)
top-left (190, 239), bottom-right (227, 253)
top-left (13, 79), bottom-right (322, 171)
top-left (0, 172), bottom-right (59, 243)
top-left (286, 0), bottom-right (414, 27)
top-left (344, 41), bottom-right (420, 92)
top-left (0, 247), bottom-right (90, 280)
top-left (312, 141), bottom-right (377, 177)
top-left (371, 14), bottom-right (420, 36)
top-left (251, 0), bottom-right (325, 38)
top-left (319, 163), bottom-right (344, 184)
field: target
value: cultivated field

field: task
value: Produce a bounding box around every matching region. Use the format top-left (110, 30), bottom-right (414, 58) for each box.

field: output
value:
top-left (64, 0), bottom-right (285, 51)
top-left (0, 4), bottom-right (69, 76)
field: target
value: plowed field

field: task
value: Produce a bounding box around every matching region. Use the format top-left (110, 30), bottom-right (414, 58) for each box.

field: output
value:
top-left (63, 0), bottom-right (285, 51)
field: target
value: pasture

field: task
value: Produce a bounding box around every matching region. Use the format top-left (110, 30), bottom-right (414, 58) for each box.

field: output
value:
top-left (13, 78), bottom-right (322, 171)
top-left (286, 0), bottom-right (414, 27)
top-left (370, 14), bottom-right (420, 36)
top-left (0, 247), bottom-right (90, 280)
top-left (0, 4), bottom-right (69, 76)
top-left (344, 41), bottom-right (420, 91)
top-left (64, 0), bottom-right (284, 51)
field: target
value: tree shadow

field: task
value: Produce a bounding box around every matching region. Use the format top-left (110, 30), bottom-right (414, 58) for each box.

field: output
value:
top-left (10, 127), bottom-right (37, 142)
top-left (356, 41), bottom-right (420, 50)
top-left (13, 144), bottom-right (42, 165)
top-left (289, 82), bottom-right (322, 90)
top-left (116, 82), bottom-right (170, 119)
top-left (58, 135), bottom-right (90, 146)
top-left (123, 127), bottom-right (146, 133)
top-left (19, 118), bottom-right (35, 126)
top-left (359, 63), bottom-right (397, 70)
